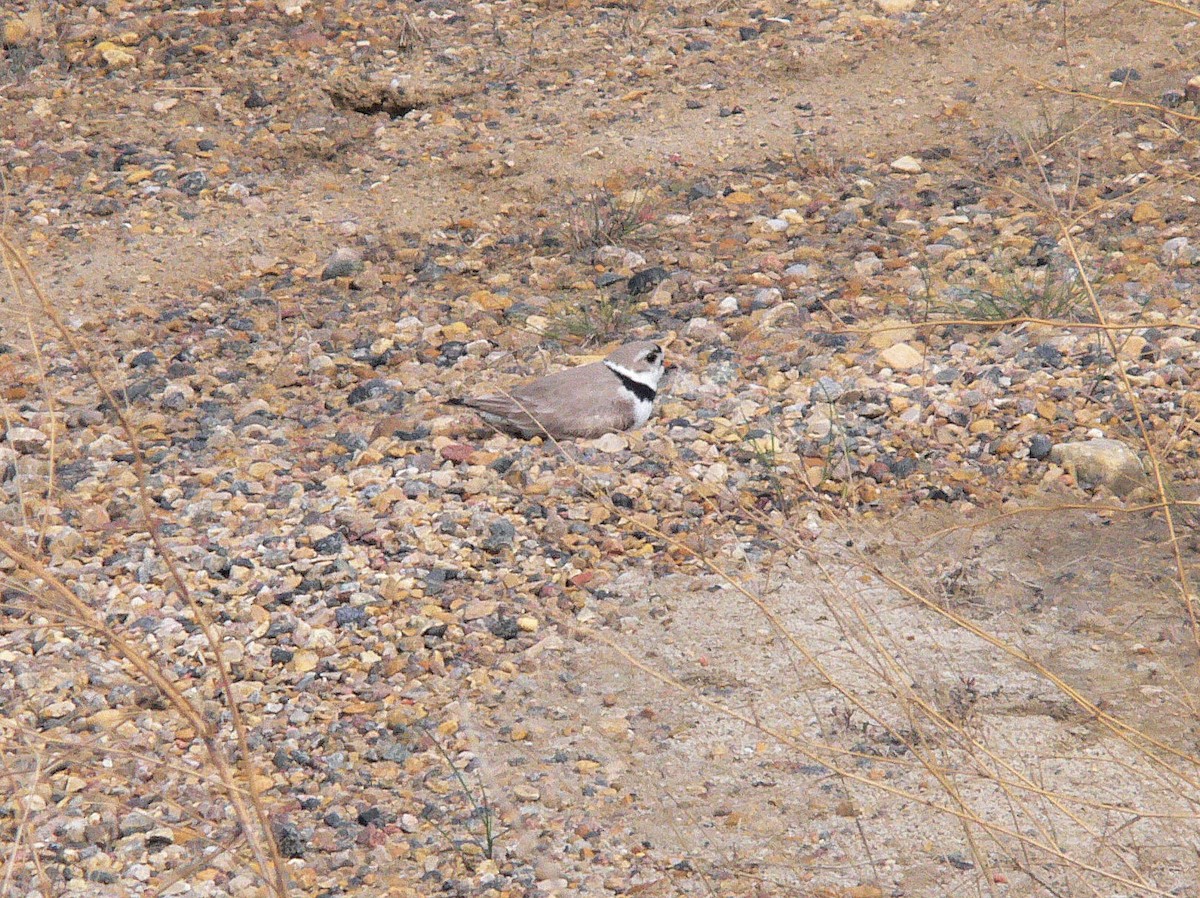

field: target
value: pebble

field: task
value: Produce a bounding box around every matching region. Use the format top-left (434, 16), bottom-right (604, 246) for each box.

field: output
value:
top-left (810, 377), bottom-right (847, 403)
top-left (878, 342), bottom-right (924, 371)
top-left (321, 247), bottom-right (364, 279)
top-left (1186, 74), bottom-right (1200, 104)
top-left (628, 266), bottom-right (668, 295)
top-left (6, 427), bottom-right (47, 451)
top-left (1028, 434), bottom-right (1052, 460)
top-left (592, 432), bottom-right (629, 453)
top-left (1161, 237), bottom-right (1199, 267)
top-left (890, 155), bottom-right (923, 174)
top-left (716, 295), bottom-right (740, 315)
top-left (1048, 439), bottom-right (1147, 496)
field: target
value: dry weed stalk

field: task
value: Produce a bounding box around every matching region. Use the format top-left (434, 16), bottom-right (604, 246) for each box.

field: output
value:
top-left (543, 413), bottom-right (1199, 894)
top-left (0, 231), bottom-right (289, 896)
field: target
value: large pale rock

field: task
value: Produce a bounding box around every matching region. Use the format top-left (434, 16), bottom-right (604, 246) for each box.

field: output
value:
top-left (878, 342), bottom-right (924, 371)
top-left (1048, 439), bottom-right (1147, 496)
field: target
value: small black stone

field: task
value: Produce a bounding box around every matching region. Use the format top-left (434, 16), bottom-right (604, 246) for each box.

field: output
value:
top-left (357, 806), bottom-right (384, 827)
top-left (1029, 434), bottom-right (1052, 460)
top-left (270, 647), bottom-right (294, 664)
top-left (1109, 67), bottom-right (1141, 83)
top-left (628, 266), bottom-right (668, 295)
top-left (178, 171), bottom-right (209, 196)
top-left (273, 822), bottom-right (307, 859)
top-left (245, 87), bottom-right (269, 108)
top-left (1163, 89), bottom-right (1186, 108)
top-left (684, 39), bottom-right (711, 51)
top-left (335, 606), bottom-right (367, 628)
top-left (738, 25), bottom-right (759, 40)
top-left (347, 378), bottom-right (394, 405)
top-left (313, 532), bottom-right (346, 555)
top-left (1032, 343), bottom-right (1064, 368)
top-left (611, 492), bottom-right (634, 509)
top-left (129, 350), bottom-right (158, 369)
top-left (489, 617), bottom-right (521, 640)
top-left (483, 519), bottom-right (517, 552)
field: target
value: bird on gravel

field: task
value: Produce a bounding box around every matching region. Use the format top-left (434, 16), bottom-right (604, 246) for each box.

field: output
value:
top-left (450, 341), bottom-right (667, 439)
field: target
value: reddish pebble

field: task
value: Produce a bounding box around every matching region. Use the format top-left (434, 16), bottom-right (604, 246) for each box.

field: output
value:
top-left (866, 461), bottom-right (892, 482)
top-left (440, 443), bottom-right (476, 462)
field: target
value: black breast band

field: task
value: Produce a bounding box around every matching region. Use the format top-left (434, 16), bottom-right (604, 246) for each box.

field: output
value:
top-left (605, 364), bottom-right (656, 403)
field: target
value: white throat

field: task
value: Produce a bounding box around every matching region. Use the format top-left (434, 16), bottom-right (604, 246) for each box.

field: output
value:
top-left (604, 360), bottom-right (661, 390)
top-left (604, 360), bottom-right (661, 428)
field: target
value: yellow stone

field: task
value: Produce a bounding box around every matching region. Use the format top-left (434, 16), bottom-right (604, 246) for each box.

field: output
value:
top-left (1131, 202), bottom-right (1160, 223)
top-left (469, 288), bottom-right (511, 312)
top-left (89, 709), bottom-right (126, 729)
top-left (3, 19), bottom-right (30, 45)
top-left (968, 419), bottom-right (996, 434)
top-left (291, 649), bottom-right (318, 673)
top-left (723, 191), bottom-right (754, 205)
top-left (95, 41), bottom-right (137, 68)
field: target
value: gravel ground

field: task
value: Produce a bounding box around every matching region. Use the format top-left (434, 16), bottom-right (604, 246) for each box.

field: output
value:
top-left (2, 1), bottom-right (1200, 896)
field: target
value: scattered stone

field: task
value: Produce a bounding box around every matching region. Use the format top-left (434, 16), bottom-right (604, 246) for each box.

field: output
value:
top-left (483, 519), bottom-right (517, 552)
top-left (1048, 439), bottom-right (1147, 496)
top-left (628, 266), bottom-right (668, 295)
top-left (1028, 434), bottom-right (1052, 460)
top-left (321, 247), bottom-right (364, 279)
top-left (878, 342), bottom-right (924, 370)
top-left (810, 377), bottom-right (847, 403)
top-left (592, 432), bottom-right (629, 453)
top-left (890, 155), bottom-right (923, 174)
top-left (1131, 202), bottom-right (1159, 223)
top-left (118, 812), bottom-right (156, 837)
top-left (1161, 236), bottom-right (1199, 267)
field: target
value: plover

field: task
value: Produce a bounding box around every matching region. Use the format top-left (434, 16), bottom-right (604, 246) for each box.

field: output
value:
top-left (453, 341), bottom-right (666, 439)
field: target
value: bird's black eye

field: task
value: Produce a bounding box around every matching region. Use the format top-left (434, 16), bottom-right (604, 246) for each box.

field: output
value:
top-left (646, 347), bottom-right (660, 362)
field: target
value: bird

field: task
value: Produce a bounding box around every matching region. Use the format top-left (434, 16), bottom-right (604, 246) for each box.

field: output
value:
top-left (451, 341), bottom-right (666, 439)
